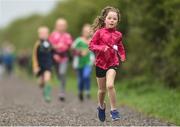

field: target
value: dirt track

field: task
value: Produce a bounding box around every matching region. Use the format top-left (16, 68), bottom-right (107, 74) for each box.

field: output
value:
top-left (0, 75), bottom-right (173, 126)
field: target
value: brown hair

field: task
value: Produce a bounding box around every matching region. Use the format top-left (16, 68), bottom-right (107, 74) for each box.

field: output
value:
top-left (91, 6), bottom-right (121, 33)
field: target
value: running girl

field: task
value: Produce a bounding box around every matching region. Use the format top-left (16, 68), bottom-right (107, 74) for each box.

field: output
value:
top-left (49, 18), bottom-right (73, 101)
top-left (89, 6), bottom-right (126, 121)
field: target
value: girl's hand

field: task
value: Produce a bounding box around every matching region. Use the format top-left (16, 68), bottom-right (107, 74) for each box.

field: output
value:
top-left (53, 54), bottom-right (61, 62)
top-left (81, 49), bottom-right (88, 56)
top-left (33, 67), bottom-right (39, 75)
top-left (104, 46), bottom-right (109, 52)
top-left (121, 55), bottom-right (126, 62)
top-left (73, 50), bottom-right (81, 56)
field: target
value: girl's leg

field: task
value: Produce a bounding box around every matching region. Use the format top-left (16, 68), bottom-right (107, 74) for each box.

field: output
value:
top-left (55, 63), bottom-right (61, 83)
top-left (55, 62), bottom-right (66, 92)
top-left (43, 70), bottom-right (51, 83)
top-left (106, 69), bottom-right (117, 110)
top-left (97, 77), bottom-right (106, 108)
top-left (77, 68), bottom-right (84, 101)
top-left (58, 61), bottom-right (68, 96)
top-left (83, 66), bottom-right (92, 98)
top-left (96, 67), bottom-right (107, 122)
top-left (38, 75), bottom-right (45, 88)
top-left (43, 71), bottom-right (52, 102)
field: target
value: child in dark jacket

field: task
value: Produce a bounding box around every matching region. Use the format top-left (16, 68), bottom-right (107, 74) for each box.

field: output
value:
top-left (32, 26), bottom-right (53, 102)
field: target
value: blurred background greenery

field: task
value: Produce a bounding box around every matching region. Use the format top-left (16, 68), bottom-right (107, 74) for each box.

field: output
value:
top-left (0, 0), bottom-right (180, 125)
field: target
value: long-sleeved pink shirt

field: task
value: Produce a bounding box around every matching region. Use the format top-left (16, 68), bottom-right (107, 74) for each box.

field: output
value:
top-left (49, 31), bottom-right (72, 62)
top-left (89, 28), bottom-right (126, 70)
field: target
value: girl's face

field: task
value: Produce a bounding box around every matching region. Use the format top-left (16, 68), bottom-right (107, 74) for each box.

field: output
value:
top-left (82, 25), bottom-right (91, 38)
top-left (104, 11), bottom-right (118, 29)
top-left (38, 28), bottom-right (49, 40)
top-left (56, 19), bottom-right (67, 33)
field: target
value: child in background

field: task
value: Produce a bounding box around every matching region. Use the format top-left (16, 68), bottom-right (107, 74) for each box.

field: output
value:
top-left (2, 43), bottom-right (15, 75)
top-left (49, 18), bottom-right (73, 101)
top-left (0, 49), bottom-right (4, 79)
top-left (72, 24), bottom-right (94, 101)
top-left (89, 6), bottom-right (126, 121)
top-left (32, 26), bottom-right (53, 102)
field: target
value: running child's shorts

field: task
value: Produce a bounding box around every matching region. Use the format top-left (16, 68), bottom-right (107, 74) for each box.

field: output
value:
top-left (95, 66), bottom-right (118, 78)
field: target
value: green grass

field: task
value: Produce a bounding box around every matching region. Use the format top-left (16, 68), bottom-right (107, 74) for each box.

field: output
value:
top-left (116, 81), bottom-right (180, 125)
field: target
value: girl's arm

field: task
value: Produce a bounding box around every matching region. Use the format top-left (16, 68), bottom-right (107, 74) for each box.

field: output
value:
top-left (67, 34), bottom-right (73, 48)
top-left (117, 36), bottom-right (126, 61)
top-left (89, 30), bottom-right (107, 53)
top-left (32, 41), bottom-right (40, 74)
top-left (71, 38), bottom-right (81, 56)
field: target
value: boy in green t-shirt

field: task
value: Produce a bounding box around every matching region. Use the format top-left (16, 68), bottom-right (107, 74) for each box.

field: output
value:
top-left (72, 24), bottom-right (94, 101)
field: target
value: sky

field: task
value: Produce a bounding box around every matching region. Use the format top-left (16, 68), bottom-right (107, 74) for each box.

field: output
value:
top-left (0, 0), bottom-right (59, 28)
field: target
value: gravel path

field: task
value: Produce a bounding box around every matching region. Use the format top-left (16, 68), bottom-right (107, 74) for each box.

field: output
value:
top-left (0, 75), bottom-right (174, 126)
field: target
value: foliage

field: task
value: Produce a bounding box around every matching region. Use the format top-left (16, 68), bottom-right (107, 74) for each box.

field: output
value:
top-left (0, 0), bottom-right (180, 88)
